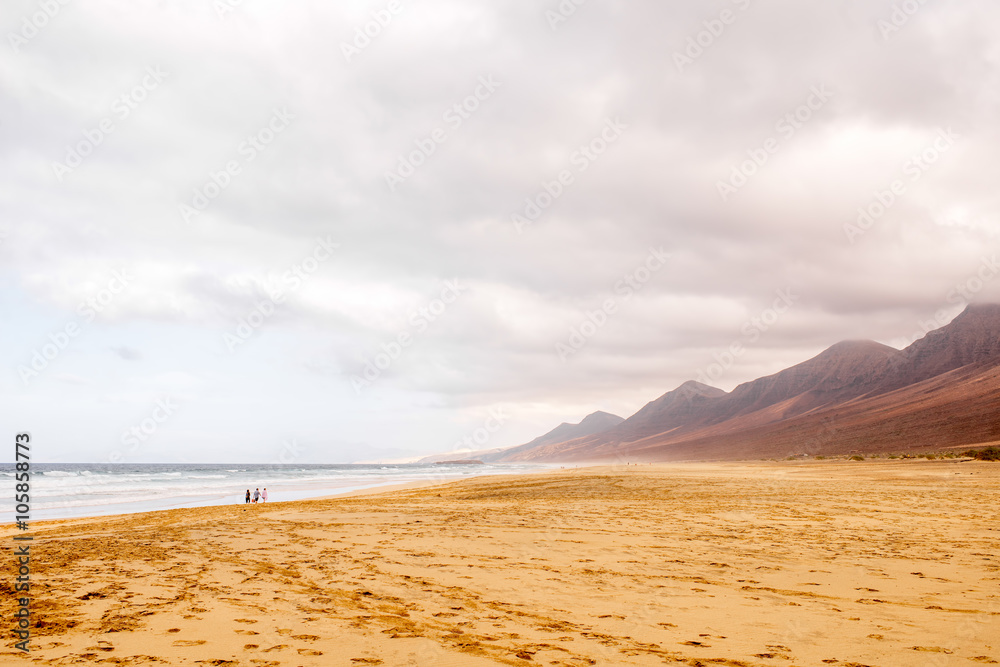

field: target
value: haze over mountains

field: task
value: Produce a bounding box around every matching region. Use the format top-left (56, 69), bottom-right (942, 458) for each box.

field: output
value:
top-left (417, 411), bottom-right (624, 464)
top-left (478, 304), bottom-right (1000, 463)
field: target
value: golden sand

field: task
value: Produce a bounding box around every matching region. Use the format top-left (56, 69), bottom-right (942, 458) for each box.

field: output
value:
top-left (2, 460), bottom-right (998, 665)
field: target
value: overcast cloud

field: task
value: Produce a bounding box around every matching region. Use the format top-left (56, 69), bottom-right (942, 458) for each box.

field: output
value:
top-left (2, 0), bottom-right (998, 463)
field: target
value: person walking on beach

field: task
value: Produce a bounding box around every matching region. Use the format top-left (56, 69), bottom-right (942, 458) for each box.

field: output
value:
top-left (253, 487), bottom-right (260, 503)
top-left (261, 488), bottom-right (268, 503)
top-left (245, 489), bottom-right (251, 504)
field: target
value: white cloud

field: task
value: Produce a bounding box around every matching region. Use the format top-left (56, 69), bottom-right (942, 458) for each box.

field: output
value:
top-left (2, 0), bottom-right (999, 461)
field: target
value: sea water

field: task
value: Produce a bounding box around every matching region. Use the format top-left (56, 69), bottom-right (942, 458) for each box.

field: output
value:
top-left (0, 462), bottom-right (545, 521)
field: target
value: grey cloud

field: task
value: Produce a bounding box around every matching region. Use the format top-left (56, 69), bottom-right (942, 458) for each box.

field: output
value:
top-left (4, 0), bottom-right (999, 455)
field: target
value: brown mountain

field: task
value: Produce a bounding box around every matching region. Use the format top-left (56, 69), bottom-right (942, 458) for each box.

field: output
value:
top-left (616, 380), bottom-right (726, 440)
top-left (498, 339), bottom-right (904, 461)
top-left (877, 303), bottom-right (1000, 390)
top-left (496, 304), bottom-right (1000, 462)
top-left (480, 411), bottom-right (623, 462)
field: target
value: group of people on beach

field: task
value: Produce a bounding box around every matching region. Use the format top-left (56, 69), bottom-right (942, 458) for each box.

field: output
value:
top-left (245, 487), bottom-right (267, 504)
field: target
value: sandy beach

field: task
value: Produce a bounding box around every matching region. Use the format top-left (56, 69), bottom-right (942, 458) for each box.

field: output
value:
top-left (2, 460), bottom-right (998, 666)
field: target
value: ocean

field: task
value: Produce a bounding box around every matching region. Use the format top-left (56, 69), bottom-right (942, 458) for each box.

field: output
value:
top-left (1, 462), bottom-right (546, 521)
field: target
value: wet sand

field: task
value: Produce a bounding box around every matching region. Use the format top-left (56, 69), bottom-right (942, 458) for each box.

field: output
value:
top-left (2, 460), bottom-right (998, 665)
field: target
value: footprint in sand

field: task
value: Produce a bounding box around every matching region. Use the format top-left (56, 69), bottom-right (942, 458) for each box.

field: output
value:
top-left (173, 639), bottom-right (206, 646)
top-left (85, 644), bottom-right (113, 652)
top-left (298, 649), bottom-right (323, 655)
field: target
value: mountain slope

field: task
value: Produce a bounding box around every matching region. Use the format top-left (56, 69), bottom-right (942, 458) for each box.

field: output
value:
top-left (877, 303), bottom-right (1000, 391)
top-left (625, 361), bottom-right (1000, 461)
top-left (480, 411), bottom-right (623, 462)
top-left (498, 340), bottom-right (902, 462)
top-left (716, 339), bottom-right (900, 422)
top-left (496, 304), bottom-right (1000, 462)
top-left (604, 381), bottom-right (727, 441)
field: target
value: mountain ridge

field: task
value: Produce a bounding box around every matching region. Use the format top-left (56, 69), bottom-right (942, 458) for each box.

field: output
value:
top-left (479, 410), bottom-right (624, 462)
top-left (495, 304), bottom-right (1000, 462)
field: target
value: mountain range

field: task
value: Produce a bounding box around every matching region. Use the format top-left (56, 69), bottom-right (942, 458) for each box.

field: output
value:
top-left (415, 410), bottom-right (623, 464)
top-left (478, 304), bottom-right (1000, 462)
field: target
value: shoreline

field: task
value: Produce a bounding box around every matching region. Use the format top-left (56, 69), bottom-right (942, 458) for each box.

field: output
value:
top-left (8, 456), bottom-right (987, 530)
top-left (12, 464), bottom-right (554, 526)
top-left (2, 458), bottom-right (997, 665)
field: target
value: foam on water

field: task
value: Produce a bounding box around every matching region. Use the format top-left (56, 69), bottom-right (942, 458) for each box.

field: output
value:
top-left (0, 462), bottom-right (546, 521)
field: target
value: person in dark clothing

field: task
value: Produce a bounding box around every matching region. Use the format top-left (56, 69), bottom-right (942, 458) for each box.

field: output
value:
top-left (245, 489), bottom-right (251, 504)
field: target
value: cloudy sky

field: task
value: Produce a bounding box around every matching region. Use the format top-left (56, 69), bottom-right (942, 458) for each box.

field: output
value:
top-left (2, 0), bottom-right (999, 463)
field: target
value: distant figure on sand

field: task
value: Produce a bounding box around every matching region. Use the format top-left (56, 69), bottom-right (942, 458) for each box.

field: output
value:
top-left (262, 488), bottom-right (268, 503)
top-left (253, 488), bottom-right (260, 503)
top-left (245, 489), bottom-right (250, 504)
